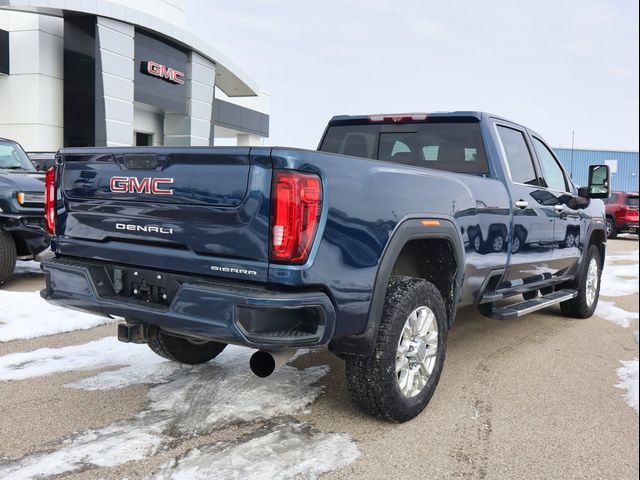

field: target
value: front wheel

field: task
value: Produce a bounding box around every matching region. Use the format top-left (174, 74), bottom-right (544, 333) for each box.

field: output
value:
top-left (345, 276), bottom-right (447, 422)
top-left (560, 245), bottom-right (602, 318)
top-left (147, 328), bottom-right (227, 364)
top-left (0, 231), bottom-right (17, 286)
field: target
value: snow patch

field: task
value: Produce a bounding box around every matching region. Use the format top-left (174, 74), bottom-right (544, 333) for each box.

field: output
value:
top-left (0, 337), bottom-right (176, 384)
top-left (0, 290), bottom-right (116, 342)
top-left (600, 254), bottom-right (639, 297)
top-left (0, 423), bottom-right (165, 480)
top-left (605, 250), bottom-right (639, 263)
top-left (616, 359), bottom-right (639, 415)
top-left (0, 342), bottom-right (330, 478)
top-left (152, 423), bottom-right (360, 480)
top-left (595, 301), bottom-right (638, 328)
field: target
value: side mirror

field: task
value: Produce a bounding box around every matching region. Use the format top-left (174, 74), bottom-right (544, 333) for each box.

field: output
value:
top-left (583, 165), bottom-right (610, 199)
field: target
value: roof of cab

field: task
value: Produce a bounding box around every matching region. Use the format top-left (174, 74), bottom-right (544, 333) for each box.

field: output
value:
top-left (328, 111), bottom-right (526, 128)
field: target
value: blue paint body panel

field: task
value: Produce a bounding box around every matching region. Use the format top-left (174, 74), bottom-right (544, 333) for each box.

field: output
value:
top-left (40, 113), bottom-right (607, 355)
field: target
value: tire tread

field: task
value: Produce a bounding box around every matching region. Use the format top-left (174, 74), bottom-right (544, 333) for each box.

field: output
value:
top-left (147, 329), bottom-right (226, 364)
top-left (345, 276), bottom-right (447, 422)
top-left (0, 231), bottom-right (17, 286)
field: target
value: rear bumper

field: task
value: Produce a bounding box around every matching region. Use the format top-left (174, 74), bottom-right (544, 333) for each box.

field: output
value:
top-left (617, 221), bottom-right (638, 233)
top-left (41, 257), bottom-right (336, 350)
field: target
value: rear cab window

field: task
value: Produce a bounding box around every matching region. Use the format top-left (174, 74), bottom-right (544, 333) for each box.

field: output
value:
top-left (319, 118), bottom-right (490, 175)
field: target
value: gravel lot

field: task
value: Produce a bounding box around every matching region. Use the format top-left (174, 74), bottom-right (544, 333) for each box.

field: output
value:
top-left (0, 239), bottom-right (638, 479)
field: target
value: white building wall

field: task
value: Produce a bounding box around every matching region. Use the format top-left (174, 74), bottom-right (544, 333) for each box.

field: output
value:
top-left (164, 51), bottom-right (215, 146)
top-left (0, 11), bottom-right (63, 150)
top-left (96, 16), bottom-right (134, 147)
top-left (133, 105), bottom-right (164, 145)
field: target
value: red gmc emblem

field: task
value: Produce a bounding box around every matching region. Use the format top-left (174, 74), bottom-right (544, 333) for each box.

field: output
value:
top-left (141, 60), bottom-right (185, 85)
top-left (110, 177), bottom-right (174, 195)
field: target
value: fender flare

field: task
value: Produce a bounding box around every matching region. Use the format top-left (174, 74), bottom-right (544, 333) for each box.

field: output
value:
top-left (563, 220), bottom-right (607, 289)
top-left (329, 216), bottom-right (465, 356)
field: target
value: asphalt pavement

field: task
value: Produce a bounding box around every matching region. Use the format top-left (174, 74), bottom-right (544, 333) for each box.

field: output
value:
top-left (0, 238), bottom-right (637, 479)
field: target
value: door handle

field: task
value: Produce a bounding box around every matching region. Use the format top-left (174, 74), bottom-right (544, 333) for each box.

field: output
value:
top-left (514, 200), bottom-right (529, 209)
top-left (554, 204), bottom-right (566, 214)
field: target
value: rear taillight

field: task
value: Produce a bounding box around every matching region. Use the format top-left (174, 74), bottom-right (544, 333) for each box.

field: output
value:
top-left (270, 171), bottom-right (322, 264)
top-left (45, 167), bottom-right (56, 235)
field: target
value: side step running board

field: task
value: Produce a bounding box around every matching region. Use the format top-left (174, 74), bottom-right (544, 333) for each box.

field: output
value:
top-left (490, 290), bottom-right (577, 320)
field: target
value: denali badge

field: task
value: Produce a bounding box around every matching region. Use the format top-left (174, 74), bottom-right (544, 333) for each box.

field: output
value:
top-left (110, 176), bottom-right (174, 195)
top-left (116, 223), bottom-right (174, 235)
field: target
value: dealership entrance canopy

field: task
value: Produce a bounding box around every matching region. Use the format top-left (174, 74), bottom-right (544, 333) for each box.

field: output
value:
top-left (0, 0), bottom-right (269, 150)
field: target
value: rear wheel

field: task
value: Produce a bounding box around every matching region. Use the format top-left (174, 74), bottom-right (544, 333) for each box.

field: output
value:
top-left (0, 231), bottom-right (17, 286)
top-left (560, 245), bottom-right (602, 319)
top-left (147, 328), bottom-right (227, 364)
top-left (606, 218), bottom-right (617, 239)
top-left (345, 276), bottom-right (447, 422)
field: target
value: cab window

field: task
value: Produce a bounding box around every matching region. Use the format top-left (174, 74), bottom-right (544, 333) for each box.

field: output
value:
top-left (497, 126), bottom-right (538, 185)
top-left (532, 137), bottom-right (568, 192)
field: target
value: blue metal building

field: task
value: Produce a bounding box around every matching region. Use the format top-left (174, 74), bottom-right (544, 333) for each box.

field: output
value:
top-left (553, 148), bottom-right (639, 193)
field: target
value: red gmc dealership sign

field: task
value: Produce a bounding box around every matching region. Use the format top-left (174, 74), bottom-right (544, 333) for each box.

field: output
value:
top-left (141, 60), bottom-right (184, 85)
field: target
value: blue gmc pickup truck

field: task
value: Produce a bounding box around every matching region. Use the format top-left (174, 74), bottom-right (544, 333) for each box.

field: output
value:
top-left (41, 112), bottom-right (610, 421)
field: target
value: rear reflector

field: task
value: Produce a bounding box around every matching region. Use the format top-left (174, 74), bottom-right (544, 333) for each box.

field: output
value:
top-left (45, 167), bottom-right (56, 235)
top-left (271, 170), bottom-right (322, 264)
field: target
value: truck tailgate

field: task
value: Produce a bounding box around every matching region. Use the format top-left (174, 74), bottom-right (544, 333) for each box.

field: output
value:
top-left (55, 147), bottom-right (272, 277)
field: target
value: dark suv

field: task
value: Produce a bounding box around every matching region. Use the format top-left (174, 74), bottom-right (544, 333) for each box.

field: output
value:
top-left (0, 138), bottom-right (50, 284)
top-left (605, 191), bottom-right (639, 238)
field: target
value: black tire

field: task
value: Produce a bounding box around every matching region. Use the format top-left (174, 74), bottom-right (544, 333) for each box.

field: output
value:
top-left (0, 231), bottom-right (17, 286)
top-left (477, 302), bottom-right (494, 317)
top-left (147, 328), bottom-right (227, 364)
top-left (345, 276), bottom-right (448, 422)
top-left (560, 245), bottom-right (602, 319)
top-left (522, 290), bottom-right (538, 301)
top-left (606, 218), bottom-right (617, 239)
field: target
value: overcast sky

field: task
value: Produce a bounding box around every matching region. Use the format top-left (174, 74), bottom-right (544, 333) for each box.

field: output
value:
top-left (187, 0), bottom-right (639, 151)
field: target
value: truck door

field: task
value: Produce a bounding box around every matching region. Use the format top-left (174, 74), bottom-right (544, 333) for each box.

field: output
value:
top-left (530, 135), bottom-right (583, 277)
top-left (495, 124), bottom-right (557, 284)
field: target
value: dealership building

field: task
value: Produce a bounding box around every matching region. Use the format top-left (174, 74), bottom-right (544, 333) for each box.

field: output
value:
top-left (0, 0), bottom-right (269, 151)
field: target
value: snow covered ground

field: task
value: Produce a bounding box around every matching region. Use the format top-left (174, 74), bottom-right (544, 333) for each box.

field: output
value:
top-left (0, 341), bottom-right (355, 479)
top-left (0, 289), bottom-right (116, 342)
top-left (152, 423), bottom-right (360, 480)
top-left (598, 250), bottom-right (640, 416)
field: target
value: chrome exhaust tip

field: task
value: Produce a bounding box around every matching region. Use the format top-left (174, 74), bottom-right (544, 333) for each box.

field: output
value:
top-left (249, 350), bottom-right (296, 377)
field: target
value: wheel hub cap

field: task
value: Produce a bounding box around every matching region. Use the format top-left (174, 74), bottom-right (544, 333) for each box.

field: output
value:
top-left (585, 258), bottom-right (599, 307)
top-left (396, 306), bottom-right (438, 398)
